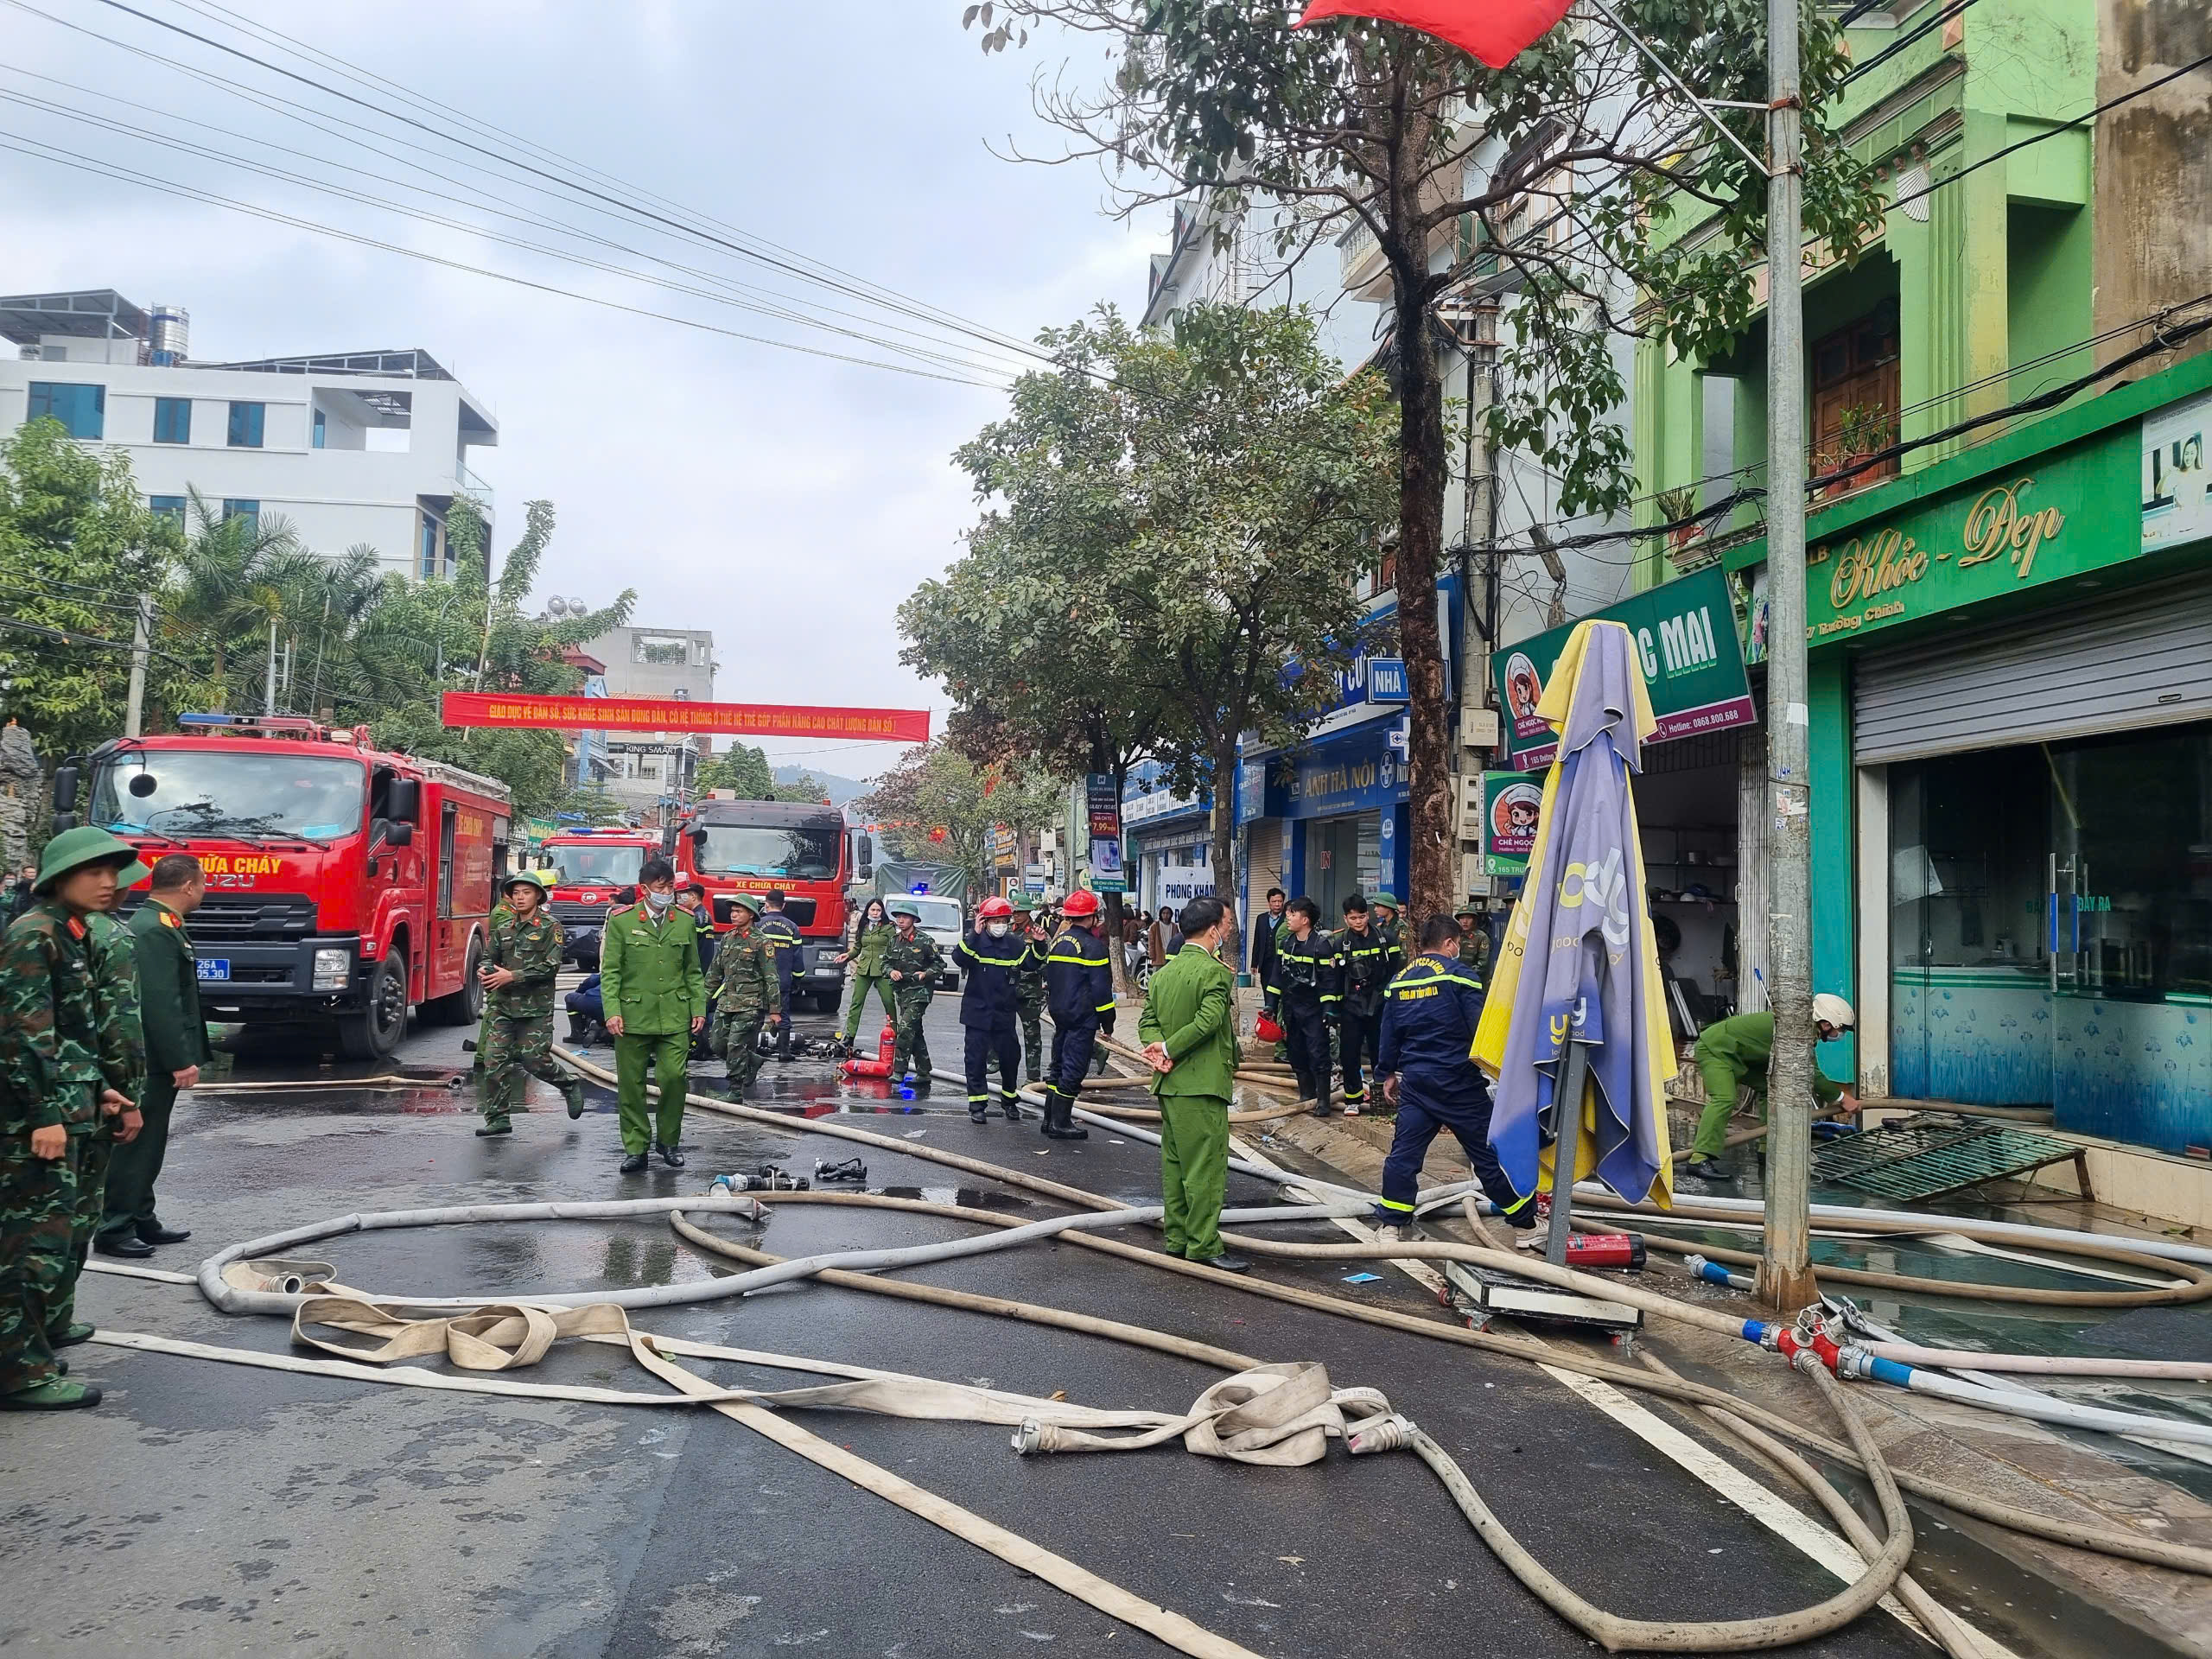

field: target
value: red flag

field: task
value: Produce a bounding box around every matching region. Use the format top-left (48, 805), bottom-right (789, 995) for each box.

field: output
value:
top-left (1296, 0), bottom-right (1573, 69)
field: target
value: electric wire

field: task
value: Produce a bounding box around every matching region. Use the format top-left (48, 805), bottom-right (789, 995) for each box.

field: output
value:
top-left (1837, 0), bottom-right (1977, 86)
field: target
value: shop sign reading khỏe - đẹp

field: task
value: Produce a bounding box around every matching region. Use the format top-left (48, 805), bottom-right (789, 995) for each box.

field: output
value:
top-left (1802, 385), bottom-right (2212, 643)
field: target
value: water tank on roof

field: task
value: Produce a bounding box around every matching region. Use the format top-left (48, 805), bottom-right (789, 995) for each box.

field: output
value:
top-left (149, 304), bottom-right (189, 366)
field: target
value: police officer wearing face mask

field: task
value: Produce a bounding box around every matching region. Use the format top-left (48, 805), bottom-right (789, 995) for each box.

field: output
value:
top-left (956, 897), bottom-right (1028, 1125)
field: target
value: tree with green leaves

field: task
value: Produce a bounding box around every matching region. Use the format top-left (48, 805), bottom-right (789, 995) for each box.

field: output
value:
top-left (966, 0), bottom-right (1881, 925)
top-left (912, 302), bottom-right (1395, 944)
top-left (0, 417), bottom-right (169, 757)
top-left (859, 741), bottom-right (1067, 898)
top-left (696, 741), bottom-right (835, 803)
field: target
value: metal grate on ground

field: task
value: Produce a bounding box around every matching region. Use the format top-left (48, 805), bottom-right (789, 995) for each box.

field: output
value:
top-left (1810, 1113), bottom-right (2082, 1204)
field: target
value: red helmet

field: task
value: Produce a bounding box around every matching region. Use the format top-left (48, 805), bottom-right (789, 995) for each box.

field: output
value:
top-left (977, 897), bottom-right (1014, 919)
top-left (1060, 889), bottom-right (1101, 918)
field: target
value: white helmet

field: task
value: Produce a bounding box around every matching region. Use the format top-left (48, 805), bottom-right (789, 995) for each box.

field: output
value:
top-left (1811, 993), bottom-right (1856, 1032)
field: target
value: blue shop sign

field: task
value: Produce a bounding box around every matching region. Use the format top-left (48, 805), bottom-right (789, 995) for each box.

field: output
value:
top-left (1284, 718), bottom-right (1409, 819)
top-left (1365, 658), bottom-right (1408, 702)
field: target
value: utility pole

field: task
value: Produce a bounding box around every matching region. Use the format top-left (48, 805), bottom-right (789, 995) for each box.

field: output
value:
top-left (264, 619), bottom-right (279, 717)
top-left (124, 592), bottom-right (153, 738)
top-left (1758, 0), bottom-right (1818, 1313)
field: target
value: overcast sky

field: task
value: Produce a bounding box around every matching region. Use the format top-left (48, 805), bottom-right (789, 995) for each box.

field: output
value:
top-left (0, 1), bottom-right (1160, 776)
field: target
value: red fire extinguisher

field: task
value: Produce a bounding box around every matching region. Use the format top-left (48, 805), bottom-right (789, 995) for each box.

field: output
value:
top-left (841, 1017), bottom-right (900, 1080)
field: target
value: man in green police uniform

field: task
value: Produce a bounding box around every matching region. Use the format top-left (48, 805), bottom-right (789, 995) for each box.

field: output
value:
top-left (0, 827), bottom-right (146, 1411)
top-left (97, 853), bottom-right (210, 1255)
top-left (1137, 896), bottom-right (1248, 1274)
top-left (600, 856), bottom-right (705, 1173)
top-left (704, 892), bottom-right (779, 1093)
top-left (475, 870), bottom-right (587, 1137)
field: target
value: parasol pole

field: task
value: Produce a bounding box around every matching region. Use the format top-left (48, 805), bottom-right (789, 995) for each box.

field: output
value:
top-left (1543, 1039), bottom-right (1592, 1266)
top-left (1758, 0), bottom-right (1820, 1311)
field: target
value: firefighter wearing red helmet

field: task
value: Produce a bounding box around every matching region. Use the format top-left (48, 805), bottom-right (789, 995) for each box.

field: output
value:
top-left (955, 897), bottom-right (1031, 1124)
top-left (1040, 888), bottom-right (1113, 1139)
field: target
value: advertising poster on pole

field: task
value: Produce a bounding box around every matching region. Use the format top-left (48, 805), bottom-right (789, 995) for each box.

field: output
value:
top-left (1481, 771), bottom-right (1543, 877)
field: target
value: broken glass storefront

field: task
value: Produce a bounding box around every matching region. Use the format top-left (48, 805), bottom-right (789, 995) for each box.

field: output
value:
top-left (1888, 721), bottom-right (2212, 1148)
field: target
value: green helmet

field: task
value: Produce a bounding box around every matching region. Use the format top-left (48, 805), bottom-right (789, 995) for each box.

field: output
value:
top-left (728, 891), bottom-right (763, 918)
top-left (1372, 891), bottom-right (1401, 912)
top-left (504, 868), bottom-right (554, 898)
top-left (1454, 903), bottom-right (1481, 920)
top-left (35, 826), bottom-right (150, 894)
top-left (887, 899), bottom-right (920, 920)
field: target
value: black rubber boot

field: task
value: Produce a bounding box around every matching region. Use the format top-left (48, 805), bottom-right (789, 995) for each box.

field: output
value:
top-left (1000, 1086), bottom-right (1022, 1122)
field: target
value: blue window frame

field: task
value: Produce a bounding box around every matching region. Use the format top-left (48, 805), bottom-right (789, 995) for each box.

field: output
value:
top-left (312, 407), bottom-right (326, 448)
top-left (153, 397), bottom-right (192, 444)
top-left (227, 401), bottom-right (265, 448)
top-left (221, 499), bottom-right (259, 533)
top-left (149, 494), bottom-right (186, 524)
top-left (26, 382), bottom-right (105, 439)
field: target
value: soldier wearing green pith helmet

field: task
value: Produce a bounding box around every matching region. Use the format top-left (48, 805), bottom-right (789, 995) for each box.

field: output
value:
top-left (475, 869), bottom-right (586, 1137)
top-left (0, 827), bottom-right (149, 1413)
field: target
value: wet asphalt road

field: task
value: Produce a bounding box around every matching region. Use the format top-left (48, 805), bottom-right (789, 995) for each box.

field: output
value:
top-left (0, 994), bottom-right (1935, 1659)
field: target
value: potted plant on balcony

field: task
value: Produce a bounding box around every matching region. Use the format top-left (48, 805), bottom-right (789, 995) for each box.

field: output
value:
top-left (1820, 403), bottom-right (1893, 502)
top-left (1655, 486), bottom-right (1706, 570)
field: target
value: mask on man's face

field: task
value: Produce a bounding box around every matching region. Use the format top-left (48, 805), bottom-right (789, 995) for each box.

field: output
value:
top-left (643, 887), bottom-right (672, 914)
top-left (987, 921), bottom-right (1009, 939)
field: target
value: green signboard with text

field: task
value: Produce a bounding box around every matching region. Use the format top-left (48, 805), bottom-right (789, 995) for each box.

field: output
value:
top-left (1492, 564), bottom-right (1755, 766)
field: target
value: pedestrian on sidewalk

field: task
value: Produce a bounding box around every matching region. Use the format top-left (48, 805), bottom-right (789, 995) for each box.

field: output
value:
top-left (1249, 887), bottom-right (1287, 1061)
top-left (956, 897), bottom-right (1027, 1123)
top-left (0, 827), bottom-right (147, 1412)
top-left (1265, 896), bottom-right (1340, 1116)
top-left (1040, 888), bottom-right (1114, 1140)
top-left (1332, 894), bottom-right (1398, 1116)
top-left (97, 854), bottom-right (212, 1255)
top-left (1685, 997), bottom-right (1859, 1180)
top-left (882, 901), bottom-right (943, 1090)
top-left (706, 893), bottom-right (779, 1095)
top-left (1372, 914), bottom-right (1537, 1246)
top-left (474, 870), bottom-right (588, 1138)
top-left (600, 857), bottom-right (705, 1173)
top-left (834, 896), bottom-right (895, 1053)
top-left (1139, 897), bottom-right (1248, 1274)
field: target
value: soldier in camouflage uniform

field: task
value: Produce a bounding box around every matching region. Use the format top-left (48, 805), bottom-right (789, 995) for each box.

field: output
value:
top-left (1, 827), bottom-right (147, 1411)
top-left (475, 871), bottom-right (586, 1136)
top-left (1012, 901), bottom-right (1047, 1084)
top-left (882, 901), bottom-right (943, 1089)
top-left (73, 889), bottom-right (147, 1301)
top-left (704, 892), bottom-right (778, 1092)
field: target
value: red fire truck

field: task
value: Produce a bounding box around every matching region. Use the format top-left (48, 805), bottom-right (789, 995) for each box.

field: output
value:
top-left (71, 714), bottom-right (514, 1060)
top-left (671, 794), bottom-right (872, 1013)
top-left (535, 826), bottom-right (657, 969)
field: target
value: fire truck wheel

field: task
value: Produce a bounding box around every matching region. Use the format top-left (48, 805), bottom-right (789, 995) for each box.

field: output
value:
top-left (339, 954), bottom-right (411, 1060)
top-left (426, 936), bottom-right (486, 1027)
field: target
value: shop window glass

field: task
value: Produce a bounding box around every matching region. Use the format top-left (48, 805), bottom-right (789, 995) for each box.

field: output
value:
top-left (1887, 750), bottom-right (2047, 974)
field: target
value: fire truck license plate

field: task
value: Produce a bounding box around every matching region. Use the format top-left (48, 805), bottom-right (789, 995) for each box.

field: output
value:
top-left (196, 958), bottom-right (231, 982)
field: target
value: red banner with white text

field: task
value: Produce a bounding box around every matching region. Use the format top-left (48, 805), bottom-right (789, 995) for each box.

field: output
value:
top-left (441, 692), bottom-right (930, 743)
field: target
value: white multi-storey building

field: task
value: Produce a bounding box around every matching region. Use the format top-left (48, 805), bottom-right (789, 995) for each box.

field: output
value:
top-left (0, 289), bottom-right (498, 580)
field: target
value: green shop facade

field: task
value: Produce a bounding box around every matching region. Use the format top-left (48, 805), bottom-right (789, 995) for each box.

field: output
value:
top-left (1719, 352), bottom-right (2212, 1154)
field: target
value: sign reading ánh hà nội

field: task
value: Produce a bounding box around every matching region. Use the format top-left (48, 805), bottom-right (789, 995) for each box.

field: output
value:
top-left (1492, 565), bottom-right (1755, 766)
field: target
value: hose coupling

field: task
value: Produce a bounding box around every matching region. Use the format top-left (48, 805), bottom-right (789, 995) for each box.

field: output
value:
top-left (1011, 1418), bottom-right (1052, 1456)
top-left (1345, 1413), bottom-right (1415, 1455)
top-left (1834, 1345), bottom-right (1878, 1381)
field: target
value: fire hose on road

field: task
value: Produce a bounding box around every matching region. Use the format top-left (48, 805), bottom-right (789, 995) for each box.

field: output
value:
top-left (79, 1042), bottom-right (2212, 1657)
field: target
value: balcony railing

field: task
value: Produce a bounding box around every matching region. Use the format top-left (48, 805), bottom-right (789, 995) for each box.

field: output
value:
top-left (453, 464), bottom-right (493, 514)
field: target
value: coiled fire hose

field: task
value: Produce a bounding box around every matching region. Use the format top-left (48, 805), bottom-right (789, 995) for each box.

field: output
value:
top-left (79, 1039), bottom-right (2190, 1656)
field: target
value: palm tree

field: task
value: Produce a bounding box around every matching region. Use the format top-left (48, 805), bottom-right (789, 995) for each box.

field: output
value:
top-left (161, 488), bottom-right (305, 711)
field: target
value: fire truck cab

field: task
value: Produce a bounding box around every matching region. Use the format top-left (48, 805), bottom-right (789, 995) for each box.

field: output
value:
top-left (80, 715), bottom-right (513, 1061)
top-left (672, 795), bottom-right (870, 1013)
top-left (535, 826), bottom-right (655, 969)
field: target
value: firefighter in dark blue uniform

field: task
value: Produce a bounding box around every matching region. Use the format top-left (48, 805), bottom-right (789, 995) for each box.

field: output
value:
top-left (957, 897), bottom-right (1029, 1124)
top-left (756, 889), bottom-right (803, 1060)
top-left (1373, 913), bottom-right (1538, 1244)
top-left (1040, 888), bottom-right (1113, 1141)
top-left (1332, 893), bottom-right (1399, 1116)
top-left (1265, 896), bottom-right (1341, 1116)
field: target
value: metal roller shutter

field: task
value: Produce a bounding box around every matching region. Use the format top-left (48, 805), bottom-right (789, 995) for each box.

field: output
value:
top-left (1853, 574), bottom-right (2212, 764)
